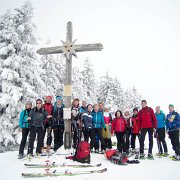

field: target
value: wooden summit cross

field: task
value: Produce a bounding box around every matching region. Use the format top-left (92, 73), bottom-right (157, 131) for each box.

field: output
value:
top-left (37, 21), bottom-right (103, 149)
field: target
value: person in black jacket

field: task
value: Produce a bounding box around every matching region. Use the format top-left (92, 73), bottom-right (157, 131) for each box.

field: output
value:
top-left (52, 96), bottom-right (64, 152)
top-left (27, 99), bottom-right (49, 157)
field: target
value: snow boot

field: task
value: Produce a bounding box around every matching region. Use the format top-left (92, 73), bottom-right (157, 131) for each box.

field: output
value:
top-left (147, 153), bottom-right (154, 160)
top-left (139, 153), bottom-right (145, 160)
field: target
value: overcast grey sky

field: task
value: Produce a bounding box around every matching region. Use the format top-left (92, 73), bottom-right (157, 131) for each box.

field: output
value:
top-left (1, 0), bottom-right (180, 113)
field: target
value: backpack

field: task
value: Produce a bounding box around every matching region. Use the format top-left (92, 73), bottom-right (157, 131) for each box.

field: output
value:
top-left (74, 141), bottom-right (90, 164)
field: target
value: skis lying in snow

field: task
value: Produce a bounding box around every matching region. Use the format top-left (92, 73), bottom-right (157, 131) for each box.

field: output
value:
top-left (21, 168), bottom-right (107, 177)
top-left (24, 161), bottom-right (102, 168)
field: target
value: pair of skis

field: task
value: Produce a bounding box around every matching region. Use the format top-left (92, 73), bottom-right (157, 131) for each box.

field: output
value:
top-left (24, 161), bottom-right (102, 168)
top-left (22, 162), bottom-right (106, 177)
top-left (22, 168), bottom-right (107, 177)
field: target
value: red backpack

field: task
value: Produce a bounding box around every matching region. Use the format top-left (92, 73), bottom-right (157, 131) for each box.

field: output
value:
top-left (74, 141), bottom-right (90, 163)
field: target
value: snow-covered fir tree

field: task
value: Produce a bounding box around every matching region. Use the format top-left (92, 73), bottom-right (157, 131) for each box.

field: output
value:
top-left (0, 2), bottom-right (46, 152)
top-left (40, 51), bottom-right (65, 99)
top-left (97, 72), bottom-right (112, 104)
top-left (123, 87), bottom-right (142, 113)
top-left (81, 58), bottom-right (97, 103)
top-left (72, 66), bottom-right (85, 100)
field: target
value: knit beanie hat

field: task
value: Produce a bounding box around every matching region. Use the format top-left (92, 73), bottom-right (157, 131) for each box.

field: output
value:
top-left (169, 104), bottom-right (174, 108)
top-left (56, 95), bottom-right (62, 100)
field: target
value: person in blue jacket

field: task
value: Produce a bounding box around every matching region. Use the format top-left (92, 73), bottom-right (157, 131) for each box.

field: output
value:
top-left (82, 104), bottom-right (94, 152)
top-left (18, 101), bottom-right (32, 159)
top-left (166, 104), bottom-right (180, 160)
top-left (92, 104), bottom-right (106, 153)
top-left (155, 106), bottom-right (168, 156)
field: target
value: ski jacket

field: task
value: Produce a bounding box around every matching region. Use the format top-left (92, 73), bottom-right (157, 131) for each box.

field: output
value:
top-left (131, 115), bottom-right (139, 134)
top-left (29, 108), bottom-right (48, 128)
top-left (124, 115), bottom-right (131, 128)
top-left (138, 107), bottom-right (157, 129)
top-left (92, 110), bottom-right (106, 129)
top-left (155, 111), bottom-right (166, 129)
top-left (112, 117), bottom-right (126, 133)
top-left (51, 106), bottom-right (64, 129)
top-left (71, 106), bottom-right (80, 122)
top-left (166, 111), bottom-right (180, 131)
top-left (82, 110), bottom-right (93, 129)
top-left (104, 112), bottom-right (112, 124)
top-left (19, 109), bottom-right (31, 128)
top-left (43, 103), bottom-right (53, 124)
top-left (79, 106), bottom-right (87, 114)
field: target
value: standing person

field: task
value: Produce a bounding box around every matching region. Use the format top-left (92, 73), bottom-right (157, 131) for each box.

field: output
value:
top-left (166, 104), bottom-right (180, 160)
top-left (82, 104), bottom-right (95, 152)
top-left (51, 96), bottom-right (64, 152)
top-left (112, 110), bottom-right (127, 153)
top-left (155, 106), bottom-right (168, 156)
top-left (102, 107), bottom-right (112, 149)
top-left (27, 99), bottom-right (49, 157)
top-left (71, 98), bottom-right (81, 149)
top-left (123, 109), bottom-right (131, 154)
top-left (79, 100), bottom-right (87, 114)
top-left (138, 100), bottom-right (157, 159)
top-left (92, 104), bottom-right (106, 153)
top-left (43, 96), bottom-right (53, 152)
top-left (94, 102), bottom-right (104, 151)
top-left (99, 102), bottom-right (104, 114)
top-left (18, 101), bottom-right (32, 159)
top-left (130, 108), bottom-right (140, 151)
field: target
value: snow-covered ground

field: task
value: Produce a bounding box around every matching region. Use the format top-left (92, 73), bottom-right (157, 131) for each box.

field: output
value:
top-left (0, 137), bottom-right (179, 180)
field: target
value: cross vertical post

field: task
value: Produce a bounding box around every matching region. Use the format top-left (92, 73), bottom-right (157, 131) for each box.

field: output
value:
top-left (63, 22), bottom-right (73, 149)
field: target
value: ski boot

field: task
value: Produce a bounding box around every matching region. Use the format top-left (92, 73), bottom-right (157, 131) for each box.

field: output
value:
top-left (139, 153), bottom-right (146, 160)
top-left (162, 152), bottom-right (169, 157)
top-left (18, 154), bottom-right (24, 159)
top-left (147, 153), bottom-right (154, 160)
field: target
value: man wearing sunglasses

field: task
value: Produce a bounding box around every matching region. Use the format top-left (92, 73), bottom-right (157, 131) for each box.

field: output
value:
top-left (27, 99), bottom-right (49, 158)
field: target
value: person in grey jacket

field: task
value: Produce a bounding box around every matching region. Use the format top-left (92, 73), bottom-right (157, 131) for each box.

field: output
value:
top-left (27, 99), bottom-right (49, 157)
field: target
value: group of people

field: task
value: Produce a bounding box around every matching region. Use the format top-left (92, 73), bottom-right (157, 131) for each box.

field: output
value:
top-left (18, 96), bottom-right (180, 161)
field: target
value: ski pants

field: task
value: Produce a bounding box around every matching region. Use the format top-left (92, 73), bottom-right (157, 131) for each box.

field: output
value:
top-left (157, 127), bottom-right (168, 153)
top-left (83, 128), bottom-right (95, 150)
top-left (43, 123), bottom-right (52, 147)
top-left (125, 127), bottom-right (131, 152)
top-left (168, 129), bottom-right (180, 156)
top-left (140, 128), bottom-right (153, 154)
top-left (115, 132), bottom-right (126, 153)
top-left (19, 128), bottom-right (29, 155)
top-left (93, 128), bottom-right (106, 151)
top-left (131, 133), bottom-right (140, 149)
top-left (28, 126), bottom-right (44, 154)
top-left (53, 126), bottom-right (64, 151)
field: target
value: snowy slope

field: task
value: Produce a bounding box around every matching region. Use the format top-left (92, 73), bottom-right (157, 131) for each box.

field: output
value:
top-left (0, 138), bottom-right (179, 180)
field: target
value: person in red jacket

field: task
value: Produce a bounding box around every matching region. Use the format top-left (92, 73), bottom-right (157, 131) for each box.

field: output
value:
top-left (43, 96), bottom-right (53, 152)
top-left (130, 108), bottom-right (140, 151)
top-left (138, 100), bottom-right (157, 159)
top-left (112, 110), bottom-right (127, 153)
